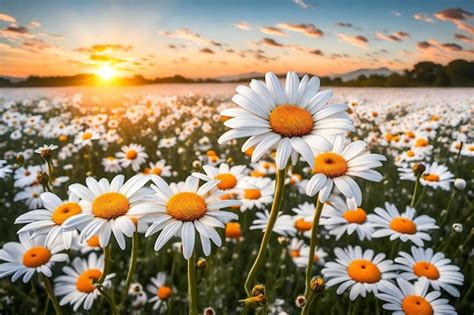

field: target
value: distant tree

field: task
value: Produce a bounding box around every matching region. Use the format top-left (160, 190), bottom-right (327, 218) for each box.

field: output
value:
top-left (446, 59), bottom-right (474, 86)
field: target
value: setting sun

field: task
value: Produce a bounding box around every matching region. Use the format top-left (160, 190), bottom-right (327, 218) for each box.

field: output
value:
top-left (96, 65), bottom-right (119, 81)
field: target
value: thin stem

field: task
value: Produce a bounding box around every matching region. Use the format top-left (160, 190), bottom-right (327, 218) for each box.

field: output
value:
top-left (410, 175), bottom-right (421, 207)
top-left (40, 273), bottom-right (63, 315)
top-left (97, 285), bottom-right (119, 315)
top-left (187, 251), bottom-right (198, 315)
top-left (244, 166), bottom-right (288, 296)
top-left (97, 245), bottom-right (111, 284)
top-left (414, 186), bottom-right (427, 208)
top-left (301, 195), bottom-right (324, 315)
top-left (121, 230), bottom-right (139, 302)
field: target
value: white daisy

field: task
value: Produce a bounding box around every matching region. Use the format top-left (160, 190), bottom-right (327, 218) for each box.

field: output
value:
top-left (15, 192), bottom-right (83, 249)
top-left (291, 202), bottom-right (316, 237)
top-left (368, 202), bottom-right (438, 246)
top-left (74, 129), bottom-right (100, 147)
top-left (288, 238), bottom-right (327, 268)
top-left (395, 246), bottom-right (464, 297)
top-left (54, 253), bottom-right (115, 311)
top-left (218, 71), bottom-right (354, 170)
top-left (320, 195), bottom-right (374, 241)
top-left (322, 245), bottom-right (398, 301)
top-left (102, 156), bottom-right (122, 173)
top-left (250, 209), bottom-right (296, 237)
top-left (146, 272), bottom-right (173, 310)
top-left (0, 160), bottom-right (12, 179)
top-left (138, 175), bottom-right (240, 259)
top-left (14, 165), bottom-right (41, 188)
top-left (238, 176), bottom-right (274, 211)
top-left (144, 160), bottom-right (172, 177)
top-left (14, 185), bottom-right (44, 209)
top-left (62, 174), bottom-right (153, 250)
top-left (192, 162), bottom-right (246, 192)
top-left (0, 233), bottom-right (67, 283)
top-left (116, 143), bottom-right (148, 172)
top-left (306, 137), bottom-right (386, 205)
top-left (376, 277), bottom-right (456, 315)
top-left (398, 162), bottom-right (454, 191)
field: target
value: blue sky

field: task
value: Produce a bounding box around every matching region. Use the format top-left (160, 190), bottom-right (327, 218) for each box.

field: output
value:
top-left (0, 0), bottom-right (473, 78)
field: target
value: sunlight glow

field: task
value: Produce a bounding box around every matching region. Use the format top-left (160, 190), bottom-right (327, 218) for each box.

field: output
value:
top-left (96, 65), bottom-right (118, 81)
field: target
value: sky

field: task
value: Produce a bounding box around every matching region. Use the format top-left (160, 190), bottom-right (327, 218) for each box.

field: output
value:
top-left (0, 0), bottom-right (473, 79)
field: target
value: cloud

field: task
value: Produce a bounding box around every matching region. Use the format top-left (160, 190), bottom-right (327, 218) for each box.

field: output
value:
top-left (337, 34), bottom-right (369, 48)
top-left (160, 29), bottom-right (222, 47)
top-left (293, 0), bottom-right (310, 9)
top-left (259, 37), bottom-right (284, 47)
top-left (28, 21), bottom-right (41, 29)
top-left (234, 21), bottom-right (251, 30)
top-left (253, 37), bottom-right (323, 57)
top-left (414, 13), bottom-right (434, 23)
top-left (376, 31), bottom-right (410, 42)
top-left (22, 38), bottom-right (54, 52)
top-left (336, 22), bottom-right (353, 28)
top-left (0, 13), bottom-right (16, 23)
top-left (5, 25), bottom-right (28, 34)
top-left (441, 43), bottom-right (463, 51)
top-left (260, 26), bottom-right (285, 37)
top-left (277, 23), bottom-right (323, 37)
top-left (417, 39), bottom-right (463, 52)
top-left (90, 54), bottom-right (127, 64)
top-left (417, 41), bottom-right (433, 49)
top-left (454, 33), bottom-right (473, 43)
top-left (200, 47), bottom-right (214, 54)
top-left (391, 10), bottom-right (401, 16)
top-left (78, 44), bottom-right (132, 53)
top-left (435, 8), bottom-right (474, 34)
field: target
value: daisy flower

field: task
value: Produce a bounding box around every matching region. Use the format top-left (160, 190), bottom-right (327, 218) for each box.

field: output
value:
top-left (144, 160), bottom-right (172, 177)
top-left (116, 143), bottom-right (148, 172)
top-left (14, 165), bottom-right (41, 188)
top-left (288, 238), bottom-right (327, 268)
top-left (320, 196), bottom-right (374, 241)
top-left (0, 233), bottom-right (67, 283)
top-left (14, 185), bottom-right (43, 209)
top-left (102, 156), bottom-right (122, 173)
top-left (0, 160), bottom-right (12, 179)
top-left (74, 129), bottom-right (100, 147)
top-left (306, 137), bottom-right (386, 205)
top-left (369, 203), bottom-right (438, 246)
top-left (15, 192), bottom-right (83, 249)
top-left (395, 246), bottom-right (464, 297)
top-left (291, 202), bottom-right (316, 237)
top-left (250, 209), bottom-right (296, 237)
top-left (238, 177), bottom-right (274, 211)
top-left (192, 163), bottom-right (246, 192)
top-left (62, 174), bottom-right (153, 250)
top-left (322, 246), bottom-right (398, 301)
top-left (218, 71), bottom-right (354, 170)
top-left (140, 175), bottom-right (240, 259)
top-left (54, 253), bottom-right (115, 311)
top-left (398, 162), bottom-right (454, 191)
top-left (376, 277), bottom-right (456, 315)
top-left (146, 272), bottom-right (173, 310)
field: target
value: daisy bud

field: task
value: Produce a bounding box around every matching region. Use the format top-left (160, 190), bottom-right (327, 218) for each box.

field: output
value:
top-left (454, 178), bottom-right (466, 190)
top-left (452, 223), bottom-right (463, 233)
top-left (16, 153), bottom-right (24, 166)
top-left (295, 295), bottom-right (306, 308)
top-left (197, 258), bottom-right (207, 269)
top-left (203, 307), bottom-right (216, 315)
top-left (277, 236), bottom-right (289, 245)
top-left (128, 283), bottom-right (144, 296)
top-left (131, 291), bottom-right (147, 308)
top-left (251, 284), bottom-right (266, 297)
top-left (412, 163), bottom-right (426, 177)
top-left (310, 276), bottom-right (325, 294)
top-left (192, 160), bottom-right (202, 169)
top-left (239, 294), bottom-right (266, 308)
top-left (36, 171), bottom-right (49, 186)
top-left (86, 171), bottom-right (93, 177)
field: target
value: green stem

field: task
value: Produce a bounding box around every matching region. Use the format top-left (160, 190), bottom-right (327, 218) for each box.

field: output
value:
top-left (188, 251), bottom-right (198, 315)
top-left (301, 195), bottom-right (324, 315)
top-left (244, 166), bottom-right (288, 296)
top-left (97, 285), bottom-right (119, 315)
top-left (97, 245), bottom-right (111, 284)
top-left (121, 230), bottom-right (139, 302)
top-left (410, 175), bottom-right (421, 207)
top-left (40, 273), bottom-right (63, 315)
top-left (414, 186), bottom-right (427, 208)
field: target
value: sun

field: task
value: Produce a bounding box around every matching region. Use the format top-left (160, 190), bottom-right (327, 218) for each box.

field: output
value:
top-left (96, 65), bottom-right (119, 81)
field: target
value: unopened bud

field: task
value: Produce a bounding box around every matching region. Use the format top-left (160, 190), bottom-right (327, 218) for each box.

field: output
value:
top-left (295, 295), bottom-right (306, 308)
top-left (192, 160), bottom-right (202, 169)
top-left (203, 307), bottom-right (216, 315)
top-left (251, 284), bottom-right (266, 297)
top-left (86, 171), bottom-right (93, 177)
top-left (310, 276), bottom-right (325, 294)
top-left (277, 236), bottom-right (288, 246)
top-left (454, 178), bottom-right (466, 191)
top-left (36, 171), bottom-right (49, 186)
top-left (412, 163), bottom-right (426, 177)
top-left (16, 154), bottom-right (25, 165)
top-left (239, 294), bottom-right (266, 307)
top-left (197, 258), bottom-right (207, 269)
top-left (452, 223), bottom-right (463, 233)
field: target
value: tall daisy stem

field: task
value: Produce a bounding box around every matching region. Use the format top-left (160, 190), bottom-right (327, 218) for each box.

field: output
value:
top-left (301, 195), bottom-right (323, 315)
top-left (188, 250), bottom-right (198, 315)
top-left (97, 245), bottom-right (111, 284)
top-left (40, 273), bottom-right (63, 315)
top-left (122, 230), bottom-right (139, 302)
top-left (97, 285), bottom-right (119, 315)
top-left (410, 175), bottom-right (421, 207)
top-left (244, 166), bottom-right (288, 296)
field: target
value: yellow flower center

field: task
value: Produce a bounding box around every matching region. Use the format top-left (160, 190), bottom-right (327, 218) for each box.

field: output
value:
top-left (269, 105), bottom-right (314, 137)
top-left (343, 208), bottom-right (367, 224)
top-left (126, 150), bottom-right (138, 160)
top-left (82, 132), bottom-right (92, 140)
top-left (22, 246), bottom-right (52, 268)
top-left (347, 259), bottom-right (381, 283)
top-left (244, 189), bottom-right (261, 200)
top-left (402, 296), bottom-right (433, 315)
top-left (406, 131), bottom-right (415, 139)
top-left (423, 173), bottom-right (439, 182)
top-left (92, 192), bottom-right (129, 220)
top-left (225, 222), bottom-right (241, 239)
top-left (415, 138), bottom-right (428, 147)
top-left (413, 261), bottom-right (440, 280)
top-left (214, 173), bottom-right (238, 190)
top-left (167, 192), bottom-right (207, 221)
top-left (250, 170), bottom-right (265, 177)
top-left (295, 218), bottom-right (313, 232)
top-left (157, 286), bottom-right (172, 300)
top-left (290, 249), bottom-right (300, 257)
top-left (406, 150), bottom-right (415, 157)
top-left (87, 235), bottom-right (101, 247)
top-left (390, 217), bottom-right (417, 234)
top-left (59, 135), bottom-right (68, 142)
top-left (151, 167), bottom-right (162, 175)
top-left (52, 202), bottom-right (82, 225)
top-left (76, 269), bottom-right (102, 293)
top-left (314, 152), bottom-right (348, 177)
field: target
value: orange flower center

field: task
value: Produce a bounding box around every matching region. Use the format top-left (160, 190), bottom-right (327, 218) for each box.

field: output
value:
top-left (390, 217), bottom-right (417, 234)
top-left (314, 152), bottom-right (348, 177)
top-left (151, 167), bottom-right (162, 175)
top-left (225, 222), bottom-right (241, 239)
top-left (423, 173), bottom-right (439, 182)
top-left (269, 105), bottom-right (314, 137)
top-left (82, 132), bottom-right (92, 140)
top-left (416, 138), bottom-right (428, 147)
top-left (126, 150), bottom-right (138, 160)
top-left (402, 296), bottom-right (433, 315)
top-left (343, 208), bottom-right (367, 224)
top-left (214, 173), bottom-right (238, 190)
top-left (244, 189), bottom-right (261, 200)
top-left (290, 249), bottom-right (300, 257)
top-left (76, 269), bottom-right (102, 293)
top-left (347, 259), bottom-right (381, 283)
top-left (52, 202), bottom-right (82, 225)
top-left (413, 261), bottom-right (440, 280)
top-left (167, 192), bottom-right (207, 221)
top-left (250, 170), bottom-right (265, 177)
top-left (92, 192), bottom-right (129, 220)
top-left (406, 150), bottom-right (415, 157)
top-left (87, 235), bottom-right (101, 247)
top-left (157, 286), bottom-right (172, 300)
top-left (295, 218), bottom-right (312, 232)
top-left (406, 131), bottom-right (415, 139)
top-left (59, 135), bottom-right (68, 142)
top-left (22, 246), bottom-right (52, 268)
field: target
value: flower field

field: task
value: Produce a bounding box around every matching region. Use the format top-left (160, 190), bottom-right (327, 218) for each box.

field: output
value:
top-left (0, 76), bottom-right (473, 314)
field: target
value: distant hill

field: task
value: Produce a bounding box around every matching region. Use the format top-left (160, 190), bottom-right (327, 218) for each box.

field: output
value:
top-left (331, 67), bottom-right (395, 82)
top-left (216, 72), bottom-right (264, 82)
top-left (0, 76), bottom-right (25, 83)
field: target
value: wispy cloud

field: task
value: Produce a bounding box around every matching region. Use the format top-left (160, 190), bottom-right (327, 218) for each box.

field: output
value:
top-left (337, 33), bottom-right (369, 48)
top-left (259, 37), bottom-right (284, 47)
top-left (391, 10), bottom-right (401, 16)
top-left (199, 47), bottom-right (214, 54)
top-left (0, 13), bottom-right (16, 23)
top-left (376, 31), bottom-right (410, 42)
top-left (417, 39), bottom-right (463, 52)
top-left (78, 44), bottom-right (132, 53)
top-left (414, 13), bottom-right (434, 23)
top-left (435, 8), bottom-right (474, 34)
top-left (454, 33), bottom-right (473, 43)
top-left (260, 26), bottom-right (286, 37)
top-left (159, 29), bottom-right (223, 47)
top-left (293, 0), bottom-right (310, 9)
top-left (253, 37), bottom-right (323, 56)
top-left (277, 23), bottom-right (323, 37)
top-left (234, 21), bottom-right (251, 31)
top-left (335, 22), bottom-right (353, 28)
